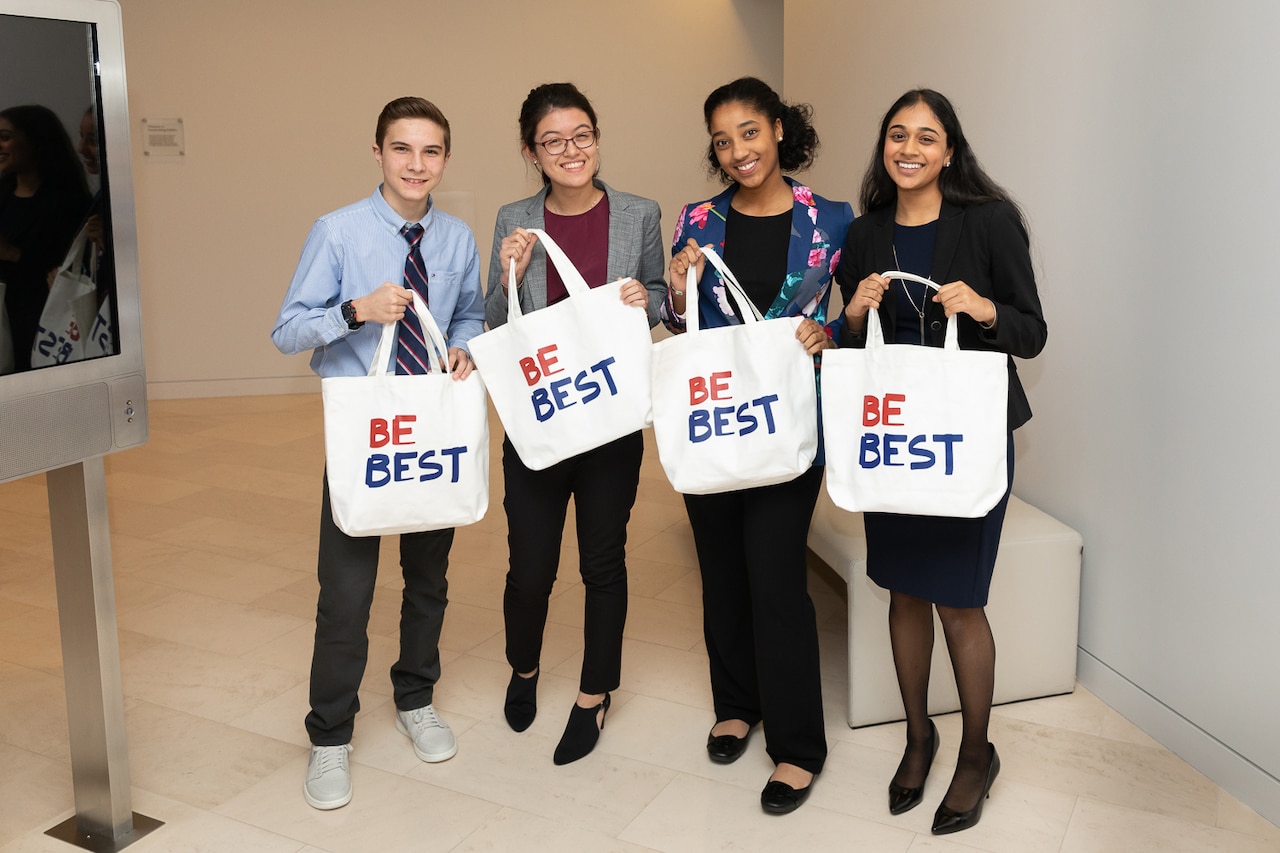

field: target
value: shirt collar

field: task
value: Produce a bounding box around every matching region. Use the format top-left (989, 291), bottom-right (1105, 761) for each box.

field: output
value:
top-left (371, 184), bottom-right (434, 233)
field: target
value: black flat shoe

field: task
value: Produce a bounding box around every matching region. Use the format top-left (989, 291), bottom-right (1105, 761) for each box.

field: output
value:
top-left (503, 670), bottom-right (538, 733)
top-left (760, 779), bottom-right (814, 815)
top-left (931, 743), bottom-right (1001, 835)
top-left (552, 693), bottom-right (610, 766)
top-left (888, 719), bottom-right (940, 815)
top-left (706, 726), bottom-right (751, 764)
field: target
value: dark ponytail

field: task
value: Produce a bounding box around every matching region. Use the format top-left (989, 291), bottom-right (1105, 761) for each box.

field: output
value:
top-left (517, 82), bottom-right (599, 187)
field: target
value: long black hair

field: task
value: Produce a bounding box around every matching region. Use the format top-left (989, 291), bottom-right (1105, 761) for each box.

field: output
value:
top-left (702, 77), bottom-right (819, 184)
top-left (0, 104), bottom-right (90, 195)
top-left (859, 89), bottom-right (1023, 229)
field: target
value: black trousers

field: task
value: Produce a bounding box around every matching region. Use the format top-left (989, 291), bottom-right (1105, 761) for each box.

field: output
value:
top-left (684, 465), bottom-right (827, 774)
top-left (305, 475), bottom-right (453, 746)
top-left (501, 432), bottom-right (643, 694)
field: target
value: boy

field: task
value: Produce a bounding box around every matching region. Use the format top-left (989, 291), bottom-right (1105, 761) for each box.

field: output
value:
top-left (272, 97), bottom-right (483, 810)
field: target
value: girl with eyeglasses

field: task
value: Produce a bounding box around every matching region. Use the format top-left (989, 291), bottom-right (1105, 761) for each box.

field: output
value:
top-left (484, 82), bottom-right (666, 765)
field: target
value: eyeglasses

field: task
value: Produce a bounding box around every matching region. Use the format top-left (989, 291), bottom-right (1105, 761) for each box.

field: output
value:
top-left (536, 130), bottom-right (597, 156)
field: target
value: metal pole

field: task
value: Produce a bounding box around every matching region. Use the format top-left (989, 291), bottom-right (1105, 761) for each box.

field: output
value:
top-left (44, 459), bottom-right (161, 851)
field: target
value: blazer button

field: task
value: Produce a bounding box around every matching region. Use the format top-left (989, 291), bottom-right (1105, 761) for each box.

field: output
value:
top-left (930, 320), bottom-right (942, 332)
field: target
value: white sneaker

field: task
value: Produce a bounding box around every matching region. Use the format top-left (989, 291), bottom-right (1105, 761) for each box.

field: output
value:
top-left (396, 704), bottom-right (457, 763)
top-left (304, 743), bottom-right (352, 810)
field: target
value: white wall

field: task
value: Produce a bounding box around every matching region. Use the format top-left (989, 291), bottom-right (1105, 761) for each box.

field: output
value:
top-left (114, 0), bottom-right (782, 398)
top-left (785, 0), bottom-right (1280, 824)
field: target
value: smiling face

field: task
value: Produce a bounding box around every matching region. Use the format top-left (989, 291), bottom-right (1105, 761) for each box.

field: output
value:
top-left (373, 117), bottom-right (450, 221)
top-left (707, 101), bottom-right (783, 191)
top-left (0, 117), bottom-right (32, 176)
top-left (525, 107), bottom-right (598, 193)
top-left (882, 101), bottom-right (953, 197)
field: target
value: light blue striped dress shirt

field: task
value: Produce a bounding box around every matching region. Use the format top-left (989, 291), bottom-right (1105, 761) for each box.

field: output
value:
top-left (272, 186), bottom-right (485, 378)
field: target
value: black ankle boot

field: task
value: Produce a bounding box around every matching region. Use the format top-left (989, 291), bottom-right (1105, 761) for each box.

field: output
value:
top-left (503, 670), bottom-right (538, 733)
top-left (552, 693), bottom-right (610, 765)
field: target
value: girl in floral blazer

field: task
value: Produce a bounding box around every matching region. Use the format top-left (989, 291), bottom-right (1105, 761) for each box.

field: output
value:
top-left (664, 77), bottom-right (852, 817)
top-left (662, 176), bottom-right (850, 332)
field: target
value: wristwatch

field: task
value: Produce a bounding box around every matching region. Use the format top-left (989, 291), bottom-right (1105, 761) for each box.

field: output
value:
top-left (340, 300), bottom-right (363, 330)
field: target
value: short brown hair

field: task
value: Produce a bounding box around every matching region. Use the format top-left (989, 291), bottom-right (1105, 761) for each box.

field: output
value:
top-left (375, 97), bottom-right (451, 153)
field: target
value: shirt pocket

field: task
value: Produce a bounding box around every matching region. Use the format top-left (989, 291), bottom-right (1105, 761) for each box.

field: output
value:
top-left (425, 270), bottom-right (463, 331)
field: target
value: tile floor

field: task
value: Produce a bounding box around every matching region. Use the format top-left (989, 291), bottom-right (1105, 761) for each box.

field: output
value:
top-left (1, 394), bottom-right (1277, 852)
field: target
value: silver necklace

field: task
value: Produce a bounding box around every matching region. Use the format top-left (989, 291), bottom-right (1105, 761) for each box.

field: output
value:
top-left (546, 189), bottom-right (604, 216)
top-left (892, 244), bottom-right (927, 342)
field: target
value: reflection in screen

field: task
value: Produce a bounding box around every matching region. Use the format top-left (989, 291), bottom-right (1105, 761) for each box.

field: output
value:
top-left (0, 14), bottom-right (117, 374)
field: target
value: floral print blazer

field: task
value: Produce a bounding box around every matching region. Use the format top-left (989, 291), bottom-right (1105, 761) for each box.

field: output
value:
top-left (660, 177), bottom-right (853, 333)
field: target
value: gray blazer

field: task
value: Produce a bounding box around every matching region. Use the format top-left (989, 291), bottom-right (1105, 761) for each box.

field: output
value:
top-left (484, 180), bottom-right (666, 330)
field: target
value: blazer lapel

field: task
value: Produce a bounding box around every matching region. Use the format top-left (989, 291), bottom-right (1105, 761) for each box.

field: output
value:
top-left (602, 183), bottom-right (631, 283)
top-left (523, 188), bottom-right (549, 309)
top-left (872, 207), bottom-right (899, 335)
top-left (872, 207), bottom-right (896, 275)
top-left (930, 201), bottom-right (964, 284)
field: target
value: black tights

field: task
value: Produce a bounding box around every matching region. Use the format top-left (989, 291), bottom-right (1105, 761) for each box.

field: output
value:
top-left (888, 591), bottom-right (995, 811)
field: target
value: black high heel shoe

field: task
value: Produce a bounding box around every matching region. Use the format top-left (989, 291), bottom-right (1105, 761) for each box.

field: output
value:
top-left (503, 670), bottom-right (538, 733)
top-left (888, 719), bottom-right (940, 815)
top-left (931, 743), bottom-right (1001, 835)
top-left (552, 693), bottom-right (610, 765)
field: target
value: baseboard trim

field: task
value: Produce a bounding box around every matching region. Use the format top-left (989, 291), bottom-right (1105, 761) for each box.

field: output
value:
top-left (1078, 647), bottom-right (1280, 826)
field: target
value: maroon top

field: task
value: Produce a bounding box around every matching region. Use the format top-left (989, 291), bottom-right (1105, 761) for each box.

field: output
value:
top-left (543, 194), bottom-right (610, 306)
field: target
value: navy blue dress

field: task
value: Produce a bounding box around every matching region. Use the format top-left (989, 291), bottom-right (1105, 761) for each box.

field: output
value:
top-left (863, 222), bottom-right (1013, 608)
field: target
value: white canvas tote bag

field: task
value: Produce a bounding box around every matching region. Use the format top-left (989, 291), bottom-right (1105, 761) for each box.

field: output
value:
top-left (468, 228), bottom-right (653, 470)
top-left (31, 228), bottom-right (98, 367)
top-left (821, 271), bottom-right (1008, 517)
top-left (650, 246), bottom-right (818, 495)
top-left (322, 291), bottom-right (490, 536)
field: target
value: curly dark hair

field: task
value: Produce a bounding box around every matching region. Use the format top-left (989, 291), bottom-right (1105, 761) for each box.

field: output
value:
top-left (702, 77), bottom-right (819, 184)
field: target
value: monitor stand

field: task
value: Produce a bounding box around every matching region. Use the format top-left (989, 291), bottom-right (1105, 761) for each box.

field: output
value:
top-left (42, 459), bottom-right (162, 851)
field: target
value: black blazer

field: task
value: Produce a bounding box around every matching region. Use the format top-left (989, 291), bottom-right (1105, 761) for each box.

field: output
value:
top-left (835, 200), bottom-right (1048, 430)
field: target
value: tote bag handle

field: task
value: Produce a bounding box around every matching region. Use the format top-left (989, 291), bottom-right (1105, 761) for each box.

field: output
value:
top-left (683, 245), bottom-right (766, 335)
top-left (368, 290), bottom-right (450, 377)
top-left (505, 227), bottom-right (598, 323)
top-left (866, 270), bottom-right (960, 351)
top-left (56, 225), bottom-right (96, 280)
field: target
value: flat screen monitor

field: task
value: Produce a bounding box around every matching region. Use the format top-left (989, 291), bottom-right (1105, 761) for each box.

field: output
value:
top-left (0, 0), bottom-right (146, 483)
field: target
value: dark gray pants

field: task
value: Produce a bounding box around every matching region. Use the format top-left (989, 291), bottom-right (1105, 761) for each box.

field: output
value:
top-left (306, 475), bottom-right (453, 746)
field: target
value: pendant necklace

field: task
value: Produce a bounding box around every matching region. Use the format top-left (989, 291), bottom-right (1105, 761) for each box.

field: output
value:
top-left (892, 244), bottom-right (927, 342)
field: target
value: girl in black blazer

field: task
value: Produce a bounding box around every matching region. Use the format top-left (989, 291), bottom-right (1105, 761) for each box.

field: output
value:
top-left (834, 90), bottom-right (1047, 835)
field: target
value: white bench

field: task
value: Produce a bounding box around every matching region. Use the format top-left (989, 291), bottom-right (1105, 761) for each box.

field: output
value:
top-left (808, 485), bottom-right (1083, 728)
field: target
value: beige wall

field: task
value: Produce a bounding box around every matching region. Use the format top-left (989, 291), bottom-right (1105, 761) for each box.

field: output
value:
top-left (116, 0), bottom-right (784, 397)
top-left (785, 0), bottom-right (1280, 824)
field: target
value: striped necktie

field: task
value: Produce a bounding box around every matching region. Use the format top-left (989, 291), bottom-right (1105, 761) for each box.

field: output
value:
top-left (396, 222), bottom-right (432, 375)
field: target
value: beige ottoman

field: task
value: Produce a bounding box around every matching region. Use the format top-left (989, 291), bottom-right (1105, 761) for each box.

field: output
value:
top-left (808, 486), bottom-right (1083, 727)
